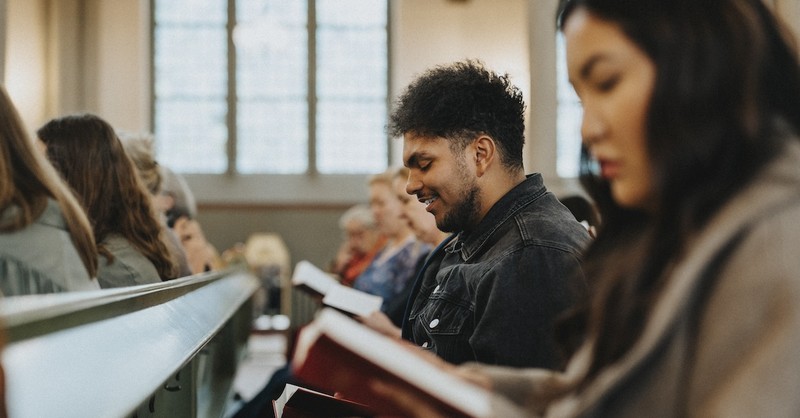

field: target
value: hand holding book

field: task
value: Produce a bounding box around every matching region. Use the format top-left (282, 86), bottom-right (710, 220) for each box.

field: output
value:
top-left (355, 311), bottom-right (402, 340)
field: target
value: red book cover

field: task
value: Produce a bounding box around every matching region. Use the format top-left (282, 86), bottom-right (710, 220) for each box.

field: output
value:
top-left (290, 309), bottom-right (491, 418)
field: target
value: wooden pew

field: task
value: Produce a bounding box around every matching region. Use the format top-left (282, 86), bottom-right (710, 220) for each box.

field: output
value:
top-left (1, 268), bottom-right (259, 418)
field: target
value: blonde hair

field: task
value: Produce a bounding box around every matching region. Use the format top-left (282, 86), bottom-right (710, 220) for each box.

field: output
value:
top-left (393, 166), bottom-right (410, 180)
top-left (369, 166), bottom-right (410, 189)
top-left (367, 167), bottom-right (396, 187)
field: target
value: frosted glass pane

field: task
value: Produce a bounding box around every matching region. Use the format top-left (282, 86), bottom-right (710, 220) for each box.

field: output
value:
top-left (237, 0), bottom-right (306, 26)
top-left (155, 100), bottom-right (228, 173)
top-left (237, 29), bottom-right (307, 99)
top-left (317, 99), bottom-right (387, 174)
top-left (155, 0), bottom-right (226, 24)
top-left (154, 27), bottom-right (227, 97)
top-left (236, 0), bottom-right (307, 100)
top-left (317, 28), bottom-right (387, 98)
top-left (317, 0), bottom-right (387, 26)
top-left (556, 34), bottom-right (583, 178)
top-left (238, 101), bottom-right (308, 174)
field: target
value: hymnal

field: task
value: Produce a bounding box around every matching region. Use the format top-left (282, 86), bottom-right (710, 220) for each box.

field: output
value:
top-left (290, 308), bottom-right (491, 418)
top-left (291, 260), bottom-right (383, 317)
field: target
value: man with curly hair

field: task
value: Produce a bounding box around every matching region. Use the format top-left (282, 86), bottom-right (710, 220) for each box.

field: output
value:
top-left (393, 60), bottom-right (590, 369)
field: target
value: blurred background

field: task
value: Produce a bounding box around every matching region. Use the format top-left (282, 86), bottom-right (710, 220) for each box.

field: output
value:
top-left (1, 0), bottom-right (798, 270)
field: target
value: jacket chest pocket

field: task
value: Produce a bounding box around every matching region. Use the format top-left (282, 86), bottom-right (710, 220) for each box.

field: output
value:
top-left (416, 292), bottom-right (472, 336)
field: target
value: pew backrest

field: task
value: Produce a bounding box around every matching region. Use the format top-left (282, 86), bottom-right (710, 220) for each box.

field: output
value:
top-left (1, 268), bottom-right (259, 418)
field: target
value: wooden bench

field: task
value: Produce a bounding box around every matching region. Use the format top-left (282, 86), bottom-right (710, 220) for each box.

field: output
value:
top-left (1, 268), bottom-right (259, 417)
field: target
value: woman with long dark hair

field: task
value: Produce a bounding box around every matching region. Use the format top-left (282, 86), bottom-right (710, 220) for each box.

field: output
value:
top-left (363, 0), bottom-right (800, 416)
top-left (38, 114), bottom-right (177, 287)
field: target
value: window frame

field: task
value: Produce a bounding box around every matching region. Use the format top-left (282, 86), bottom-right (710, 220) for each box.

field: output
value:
top-left (527, 0), bottom-right (583, 198)
top-left (149, 0), bottom-right (392, 206)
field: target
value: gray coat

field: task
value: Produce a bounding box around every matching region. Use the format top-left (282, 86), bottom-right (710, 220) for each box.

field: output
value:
top-left (0, 199), bottom-right (100, 296)
top-left (473, 141), bottom-right (800, 417)
top-left (97, 234), bottom-right (161, 288)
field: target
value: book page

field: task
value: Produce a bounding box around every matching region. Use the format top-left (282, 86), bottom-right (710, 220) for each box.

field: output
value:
top-left (291, 260), bottom-right (338, 296)
top-left (273, 383), bottom-right (374, 418)
top-left (272, 384), bottom-right (300, 418)
top-left (322, 285), bottom-right (383, 317)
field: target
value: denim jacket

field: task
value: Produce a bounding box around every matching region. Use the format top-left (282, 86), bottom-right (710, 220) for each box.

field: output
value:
top-left (402, 174), bottom-right (590, 368)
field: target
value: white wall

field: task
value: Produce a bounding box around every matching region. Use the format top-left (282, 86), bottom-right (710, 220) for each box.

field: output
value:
top-left (390, 0), bottom-right (532, 168)
top-left (2, 0), bottom-right (149, 134)
top-left (4, 0), bottom-right (47, 135)
top-left (89, 0), bottom-right (150, 132)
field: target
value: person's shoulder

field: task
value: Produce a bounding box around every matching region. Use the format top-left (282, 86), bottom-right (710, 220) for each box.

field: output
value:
top-left (735, 197), bottom-right (800, 272)
top-left (99, 235), bottom-right (160, 286)
top-left (1, 200), bottom-right (71, 254)
top-left (0, 247), bottom-right (97, 295)
top-left (36, 198), bottom-right (68, 227)
top-left (515, 196), bottom-right (591, 253)
top-left (102, 234), bottom-right (138, 253)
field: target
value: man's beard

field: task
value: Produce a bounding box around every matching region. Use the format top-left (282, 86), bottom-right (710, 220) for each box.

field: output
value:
top-left (437, 182), bottom-right (481, 233)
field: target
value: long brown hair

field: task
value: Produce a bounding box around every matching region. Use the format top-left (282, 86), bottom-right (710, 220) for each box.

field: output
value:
top-left (0, 87), bottom-right (98, 277)
top-left (557, 0), bottom-right (800, 380)
top-left (37, 114), bottom-right (177, 280)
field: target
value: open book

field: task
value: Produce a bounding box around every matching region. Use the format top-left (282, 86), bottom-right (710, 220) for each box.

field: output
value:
top-left (290, 308), bottom-right (492, 418)
top-left (272, 384), bottom-right (375, 418)
top-left (291, 260), bottom-right (383, 317)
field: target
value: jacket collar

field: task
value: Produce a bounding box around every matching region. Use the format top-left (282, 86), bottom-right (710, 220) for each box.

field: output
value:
top-left (452, 173), bottom-right (547, 261)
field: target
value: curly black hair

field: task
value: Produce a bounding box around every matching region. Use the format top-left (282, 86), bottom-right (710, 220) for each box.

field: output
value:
top-left (388, 60), bottom-right (526, 171)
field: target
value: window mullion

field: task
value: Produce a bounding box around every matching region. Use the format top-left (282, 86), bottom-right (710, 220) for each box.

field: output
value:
top-left (385, 1), bottom-right (393, 166)
top-left (226, 0), bottom-right (238, 175)
top-left (307, 0), bottom-right (318, 175)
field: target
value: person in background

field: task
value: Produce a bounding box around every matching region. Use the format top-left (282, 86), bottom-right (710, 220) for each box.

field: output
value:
top-left (329, 204), bottom-right (386, 287)
top-left (156, 157), bottom-right (223, 273)
top-left (352, 169), bottom-right (430, 310)
top-left (358, 166), bottom-right (450, 337)
top-left (371, 0), bottom-right (800, 416)
top-left (232, 168), bottom-right (432, 418)
top-left (160, 164), bottom-right (197, 225)
top-left (394, 167), bottom-right (451, 249)
top-left (118, 130), bottom-right (220, 275)
top-left (118, 131), bottom-right (192, 278)
top-left (37, 114), bottom-right (177, 287)
top-left (559, 194), bottom-right (600, 238)
top-left (172, 216), bottom-right (224, 274)
top-left (393, 60), bottom-right (590, 368)
top-left (0, 87), bottom-right (99, 295)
